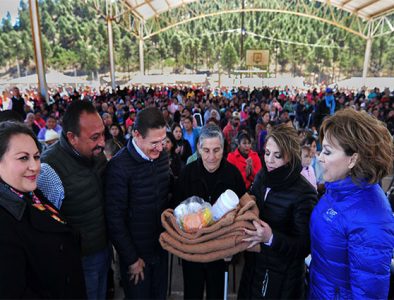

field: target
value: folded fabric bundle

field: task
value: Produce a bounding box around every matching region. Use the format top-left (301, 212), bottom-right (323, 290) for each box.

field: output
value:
top-left (160, 193), bottom-right (261, 263)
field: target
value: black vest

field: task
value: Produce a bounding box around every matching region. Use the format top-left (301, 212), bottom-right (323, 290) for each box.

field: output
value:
top-left (41, 134), bottom-right (108, 256)
top-left (11, 96), bottom-right (25, 118)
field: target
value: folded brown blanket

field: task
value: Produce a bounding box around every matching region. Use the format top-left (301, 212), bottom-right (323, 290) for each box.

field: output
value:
top-left (160, 193), bottom-right (261, 263)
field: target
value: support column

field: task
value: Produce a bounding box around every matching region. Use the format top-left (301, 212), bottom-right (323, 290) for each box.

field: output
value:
top-left (29, 0), bottom-right (48, 104)
top-left (139, 22), bottom-right (144, 75)
top-left (240, 0), bottom-right (245, 65)
top-left (107, 17), bottom-right (116, 90)
top-left (362, 37), bottom-right (372, 79)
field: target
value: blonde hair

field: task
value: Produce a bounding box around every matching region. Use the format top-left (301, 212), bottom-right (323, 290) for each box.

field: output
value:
top-left (320, 109), bottom-right (393, 184)
top-left (266, 124), bottom-right (301, 170)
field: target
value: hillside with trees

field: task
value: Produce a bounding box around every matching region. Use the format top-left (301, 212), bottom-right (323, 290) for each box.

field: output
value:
top-left (1, 0), bottom-right (393, 81)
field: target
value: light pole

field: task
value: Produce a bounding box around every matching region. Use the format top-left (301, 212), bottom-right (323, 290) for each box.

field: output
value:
top-left (29, 0), bottom-right (49, 103)
top-left (106, 16), bottom-right (116, 90)
top-left (240, 0), bottom-right (245, 66)
top-left (218, 55), bottom-right (221, 88)
top-left (275, 43), bottom-right (279, 77)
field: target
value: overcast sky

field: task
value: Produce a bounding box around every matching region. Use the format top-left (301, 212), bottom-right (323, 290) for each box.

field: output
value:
top-left (0, 0), bottom-right (20, 25)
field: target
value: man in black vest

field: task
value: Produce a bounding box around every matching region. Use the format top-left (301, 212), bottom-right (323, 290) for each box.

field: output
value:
top-left (38, 100), bottom-right (110, 300)
top-left (105, 107), bottom-right (170, 299)
top-left (8, 87), bottom-right (26, 119)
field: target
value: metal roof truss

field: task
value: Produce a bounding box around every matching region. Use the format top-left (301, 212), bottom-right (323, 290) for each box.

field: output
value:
top-left (87, 0), bottom-right (394, 41)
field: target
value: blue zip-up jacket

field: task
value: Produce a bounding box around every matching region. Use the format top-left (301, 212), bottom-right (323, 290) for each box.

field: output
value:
top-left (309, 176), bottom-right (394, 299)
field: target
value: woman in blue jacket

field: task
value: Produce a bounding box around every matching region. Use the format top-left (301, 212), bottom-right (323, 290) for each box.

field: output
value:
top-left (309, 109), bottom-right (394, 299)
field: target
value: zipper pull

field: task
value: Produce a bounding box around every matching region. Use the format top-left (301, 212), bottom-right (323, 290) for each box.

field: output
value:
top-left (261, 269), bottom-right (269, 297)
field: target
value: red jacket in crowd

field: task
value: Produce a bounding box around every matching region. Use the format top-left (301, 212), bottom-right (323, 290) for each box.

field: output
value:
top-left (227, 148), bottom-right (262, 190)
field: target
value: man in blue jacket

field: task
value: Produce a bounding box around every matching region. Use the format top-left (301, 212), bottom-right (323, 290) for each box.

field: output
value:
top-left (105, 107), bottom-right (170, 299)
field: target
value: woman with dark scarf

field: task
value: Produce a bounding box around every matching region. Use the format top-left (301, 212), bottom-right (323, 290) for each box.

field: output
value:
top-left (238, 124), bottom-right (317, 299)
top-left (0, 121), bottom-right (86, 298)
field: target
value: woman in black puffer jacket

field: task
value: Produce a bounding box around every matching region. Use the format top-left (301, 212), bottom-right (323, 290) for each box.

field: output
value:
top-left (238, 124), bottom-right (317, 299)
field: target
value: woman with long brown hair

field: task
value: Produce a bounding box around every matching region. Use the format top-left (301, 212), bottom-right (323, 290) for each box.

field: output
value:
top-left (239, 124), bottom-right (317, 299)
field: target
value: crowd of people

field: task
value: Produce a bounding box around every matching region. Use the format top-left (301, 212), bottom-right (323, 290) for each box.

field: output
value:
top-left (0, 83), bottom-right (393, 299)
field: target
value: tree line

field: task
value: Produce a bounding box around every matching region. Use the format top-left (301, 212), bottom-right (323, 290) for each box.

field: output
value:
top-left (1, 0), bottom-right (393, 80)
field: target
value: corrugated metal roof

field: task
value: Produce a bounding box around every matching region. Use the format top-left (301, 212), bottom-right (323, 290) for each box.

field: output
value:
top-left (318, 0), bottom-right (394, 20)
top-left (124, 0), bottom-right (198, 20)
top-left (123, 0), bottom-right (394, 21)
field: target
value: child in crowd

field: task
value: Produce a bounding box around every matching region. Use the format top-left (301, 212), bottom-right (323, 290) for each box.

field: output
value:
top-left (300, 145), bottom-right (317, 190)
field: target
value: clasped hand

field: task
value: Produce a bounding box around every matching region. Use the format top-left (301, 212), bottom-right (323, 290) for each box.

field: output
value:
top-left (128, 258), bottom-right (145, 285)
top-left (245, 157), bottom-right (253, 177)
top-left (243, 219), bottom-right (273, 248)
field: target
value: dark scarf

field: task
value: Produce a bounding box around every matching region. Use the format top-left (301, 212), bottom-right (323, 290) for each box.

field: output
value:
top-left (261, 159), bottom-right (302, 190)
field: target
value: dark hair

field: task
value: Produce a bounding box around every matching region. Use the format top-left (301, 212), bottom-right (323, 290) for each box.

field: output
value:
top-left (166, 131), bottom-right (177, 155)
top-left (182, 107), bottom-right (192, 116)
top-left (0, 110), bottom-right (24, 123)
top-left (183, 115), bottom-right (193, 123)
top-left (110, 123), bottom-right (123, 136)
top-left (110, 123), bottom-right (126, 146)
top-left (46, 115), bottom-right (57, 121)
top-left (171, 122), bottom-right (182, 133)
top-left (237, 131), bottom-right (251, 144)
top-left (62, 100), bottom-right (98, 136)
top-left (261, 111), bottom-right (270, 118)
top-left (0, 121), bottom-right (41, 160)
top-left (133, 107), bottom-right (166, 137)
top-left (206, 117), bottom-right (220, 126)
top-left (301, 135), bottom-right (317, 147)
top-left (173, 110), bottom-right (181, 124)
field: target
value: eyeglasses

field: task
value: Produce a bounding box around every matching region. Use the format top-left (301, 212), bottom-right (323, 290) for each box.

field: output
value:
top-left (150, 138), bottom-right (167, 149)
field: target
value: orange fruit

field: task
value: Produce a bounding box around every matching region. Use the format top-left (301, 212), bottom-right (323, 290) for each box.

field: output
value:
top-left (183, 213), bottom-right (202, 233)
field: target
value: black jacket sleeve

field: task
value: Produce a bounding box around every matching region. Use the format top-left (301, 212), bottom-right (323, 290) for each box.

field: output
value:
top-left (270, 187), bottom-right (316, 259)
top-left (105, 159), bottom-right (138, 267)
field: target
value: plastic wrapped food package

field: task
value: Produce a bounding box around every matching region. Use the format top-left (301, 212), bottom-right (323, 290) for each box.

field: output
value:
top-left (174, 196), bottom-right (214, 233)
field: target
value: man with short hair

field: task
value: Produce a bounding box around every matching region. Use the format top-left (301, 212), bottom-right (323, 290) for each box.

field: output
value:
top-left (38, 100), bottom-right (110, 300)
top-left (8, 87), bottom-right (26, 119)
top-left (105, 107), bottom-right (171, 299)
top-left (182, 116), bottom-right (200, 153)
